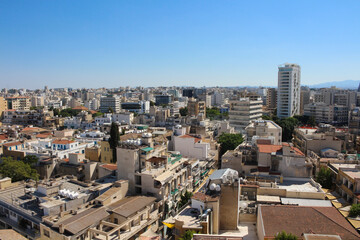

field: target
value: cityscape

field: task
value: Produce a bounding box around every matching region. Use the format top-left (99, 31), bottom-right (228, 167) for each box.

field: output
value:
top-left (1, 1), bottom-right (360, 240)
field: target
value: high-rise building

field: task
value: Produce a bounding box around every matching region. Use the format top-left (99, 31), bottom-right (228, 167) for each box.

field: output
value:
top-left (6, 96), bottom-right (30, 111)
top-left (99, 95), bottom-right (121, 113)
top-left (277, 63), bottom-right (301, 118)
top-left (229, 97), bottom-right (262, 132)
top-left (266, 88), bottom-right (277, 110)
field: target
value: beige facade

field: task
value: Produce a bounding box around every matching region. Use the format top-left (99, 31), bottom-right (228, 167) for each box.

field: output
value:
top-left (245, 120), bottom-right (282, 145)
top-left (5, 97), bottom-right (30, 110)
top-left (100, 140), bottom-right (113, 163)
top-left (0, 97), bottom-right (7, 118)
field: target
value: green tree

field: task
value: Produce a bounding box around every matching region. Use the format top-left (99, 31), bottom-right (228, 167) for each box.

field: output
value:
top-left (23, 155), bottom-right (39, 167)
top-left (294, 115), bottom-right (316, 127)
top-left (316, 167), bottom-right (333, 189)
top-left (179, 190), bottom-right (193, 208)
top-left (349, 203), bottom-right (360, 217)
top-left (109, 122), bottom-right (120, 163)
top-left (179, 230), bottom-right (198, 240)
top-left (92, 111), bottom-right (104, 118)
top-left (108, 107), bottom-right (114, 113)
top-left (277, 117), bottom-right (299, 142)
top-left (0, 157), bottom-right (39, 182)
top-left (218, 133), bottom-right (244, 156)
top-left (274, 231), bottom-right (298, 240)
top-left (179, 107), bottom-right (188, 116)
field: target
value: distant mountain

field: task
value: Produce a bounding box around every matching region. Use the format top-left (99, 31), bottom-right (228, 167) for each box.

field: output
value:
top-left (307, 80), bottom-right (360, 89)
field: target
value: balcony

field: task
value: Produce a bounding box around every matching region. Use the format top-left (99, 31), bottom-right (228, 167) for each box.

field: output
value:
top-left (171, 189), bottom-right (179, 195)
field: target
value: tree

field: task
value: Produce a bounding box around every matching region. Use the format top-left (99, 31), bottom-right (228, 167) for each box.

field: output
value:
top-left (179, 190), bottom-right (193, 208)
top-left (23, 155), bottom-right (39, 167)
top-left (179, 230), bottom-right (198, 240)
top-left (179, 107), bottom-right (188, 116)
top-left (108, 107), bottom-right (114, 113)
top-left (274, 231), bottom-right (298, 240)
top-left (294, 115), bottom-right (316, 127)
top-left (109, 122), bottom-right (120, 163)
top-left (218, 133), bottom-right (244, 156)
top-left (92, 111), bottom-right (104, 118)
top-left (0, 157), bottom-right (39, 182)
top-left (349, 203), bottom-right (360, 217)
top-left (316, 167), bottom-right (333, 189)
top-left (277, 117), bottom-right (299, 142)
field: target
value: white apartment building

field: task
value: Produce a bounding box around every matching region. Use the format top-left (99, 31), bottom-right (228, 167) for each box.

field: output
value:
top-left (229, 97), bottom-right (262, 132)
top-left (277, 63), bottom-right (301, 118)
top-left (173, 134), bottom-right (210, 160)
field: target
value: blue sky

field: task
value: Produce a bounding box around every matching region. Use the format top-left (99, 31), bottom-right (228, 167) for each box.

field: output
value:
top-left (1, 0), bottom-right (360, 89)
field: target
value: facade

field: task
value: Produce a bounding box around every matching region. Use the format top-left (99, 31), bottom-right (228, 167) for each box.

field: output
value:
top-left (0, 96), bottom-right (7, 118)
top-left (99, 95), bottom-right (121, 113)
top-left (121, 101), bottom-right (149, 114)
top-left (6, 97), bottom-right (31, 111)
top-left (277, 63), bottom-right (301, 118)
top-left (187, 98), bottom-right (206, 117)
top-left (229, 98), bottom-right (262, 132)
top-left (173, 134), bottom-right (210, 160)
top-left (155, 95), bottom-right (171, 106)
top-left (112, 112), bottom-right (134, 125)
top-left (266, 88), bottom-right (277, 110)
top-left (245, 120), bottom-right (282, 145)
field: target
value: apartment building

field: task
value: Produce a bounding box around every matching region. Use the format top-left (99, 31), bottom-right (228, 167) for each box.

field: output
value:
top-left (277, 63), bottom-right (301, 118)
top-left (6, 96), bottom-right (31, 111)
top-left (0, 96), bottom-right (7, 118)
top-left (99, 95), bottom-right (121, 113)
top-left (187, 98), bottom-right (206, 117)
top-left (266, 88), bottom-right (277, 110)
top-left (229, 97), bottom-right (262, 132)
top-left (245, 120), bottom-right (282, 145)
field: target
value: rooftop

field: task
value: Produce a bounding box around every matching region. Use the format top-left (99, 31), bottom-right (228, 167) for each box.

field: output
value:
top-left (260, 205), bottom-right (360, 240)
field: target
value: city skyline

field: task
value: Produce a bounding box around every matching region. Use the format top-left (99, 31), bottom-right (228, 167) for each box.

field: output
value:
top-left (1, 1), bottom-right (360, 89)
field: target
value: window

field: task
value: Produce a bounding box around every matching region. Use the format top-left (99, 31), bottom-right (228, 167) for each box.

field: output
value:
top-left (43, 229), bottom-right (50, 237)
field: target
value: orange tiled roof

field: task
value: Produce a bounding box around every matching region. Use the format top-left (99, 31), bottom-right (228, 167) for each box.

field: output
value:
top-left (257, 144), bottom-right (282, 153)
top-left (72, 106), bottom-right (88, 111)
top-left (3, 141), bottom-right (22, 147)
top-left (101, 164), bottom-right (117, 171)
top-left (52, 139), bottom-right (75, 145)
top-left (179, 134), bottom-right (202, 143)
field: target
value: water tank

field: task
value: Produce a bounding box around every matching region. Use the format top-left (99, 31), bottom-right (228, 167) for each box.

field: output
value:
top-left (215, 185), bottom-right (221, 192)
top-left (209, 183), bottom-right (216, 191)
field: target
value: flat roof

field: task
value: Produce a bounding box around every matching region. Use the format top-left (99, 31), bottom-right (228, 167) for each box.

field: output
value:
top-left (281, 198), bottom-right (332, 207)
top-left (174, 206), bottom-right (202, 229)
top-left (278, 180), bottom-right (320, 193)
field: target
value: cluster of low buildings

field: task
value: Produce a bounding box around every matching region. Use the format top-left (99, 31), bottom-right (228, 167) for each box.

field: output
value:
top-left (2, 74), bottom-right (360, 239)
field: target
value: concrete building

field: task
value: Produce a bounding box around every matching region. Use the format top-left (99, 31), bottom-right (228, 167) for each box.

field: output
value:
top-left (155, 95), bottom-right (171, 106)
top-left (121, 101), bottom-right (150, 114)
top-left (6, 96), bottom-right (31, 111)
top-left (187, 98), bottom-right (206, 117)
top-left (99, 95), bottom-right (121, 113)
top-left (0, 96), bottom-right (7, 118)
top-left (277, 63), bottom-right (301, 118)
top-left (304, 102), bottom-right (334, 123)
top-left (266, 88), bottom-right (277, 110)
top-left (293, 126), bottom-right (342, 156)
top-left (245, 120), bottom-right (282, 145)
top-left (31, 96), bottom-right (44, 107)
top-left (112, 112), bottom-right (134, 125)
top-left (229, 98), bottom-right (262, 132)
top-left (256, 144), bottom-right (312, 177)
top-left (173, 134), bottom-right (210, 160)
top-left (170, 169), bottom-right (240, 239)
top-left (349, 107), bottom-right (360, 135)
top-left (300, 90), bottom-right (310, 115)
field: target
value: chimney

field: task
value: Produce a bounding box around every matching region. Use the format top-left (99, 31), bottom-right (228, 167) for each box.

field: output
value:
top-left (59, 224), bottom-right (64, 234)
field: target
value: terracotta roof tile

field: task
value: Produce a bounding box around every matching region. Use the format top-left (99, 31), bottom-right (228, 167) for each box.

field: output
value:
top-left (3, 141), bottom-right (22, 147)
top-left (100, 164), bottom-right (117, 171)
top-left (260, 205), bottom-right (360, 240)
top-left (52, 139), bottom-right (75, 144)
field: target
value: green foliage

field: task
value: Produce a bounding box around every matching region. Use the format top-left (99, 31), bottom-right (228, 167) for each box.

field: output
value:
top-left (150, 101), bottom-right (155, 107)
top-left (108, 107), bottom-right (114, 113)
top-left (23, 155), bottom-right (39, 167)
top-left (179, 230), bottom-right (198, 240)
top-left (274, 231), bottom-right (298, 240)
top-left (179, 107), bottom-right (188, 116)
top-left (218, 133), bottom-right (244, 156)
top-left (52, 108), bottom-right (81, 117)
top-left (109, 122), bottom-right (120, 163)
top-left (293, 115), bottom-right (316, 127)
top-left (277, 117), bottom-right (298, 142)
top-left (0, 157), bottom-right (39, 182)
top-left (349, 203), bottom-right (360, 217)
top-left (316, 167), bottom-right (333, 189)
top-left (92, 111), bottom-right (104, 118)
top-left (206, 107), bottom-right (229, 120)
top-left (179, 190), bottom-right (193, 208)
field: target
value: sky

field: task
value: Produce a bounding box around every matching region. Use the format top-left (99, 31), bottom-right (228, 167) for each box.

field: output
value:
top-left (1, 0), bottom-right (360, 89)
